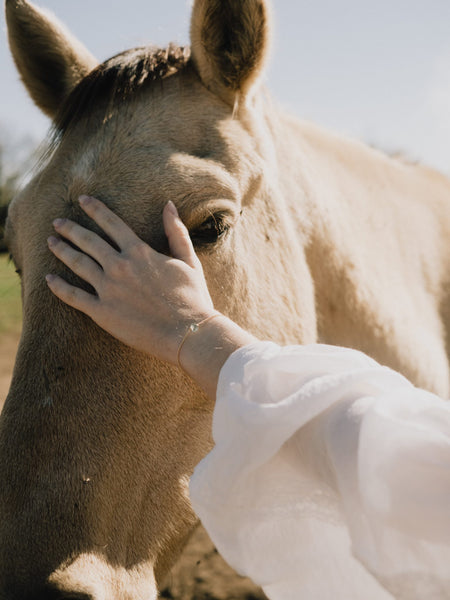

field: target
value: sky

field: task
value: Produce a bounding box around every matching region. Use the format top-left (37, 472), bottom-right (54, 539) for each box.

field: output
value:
top-left (2, 0), bottom-right (450, 174)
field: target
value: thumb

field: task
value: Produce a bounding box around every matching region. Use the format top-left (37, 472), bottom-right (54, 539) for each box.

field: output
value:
top-left (163, 201), bottom-right (200, 269)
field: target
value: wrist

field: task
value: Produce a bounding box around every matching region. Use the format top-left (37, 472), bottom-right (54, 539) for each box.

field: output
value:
top-left (177, 314), bottom-right (256, 399)
top-left (176, 312), bottom-right (223, 369)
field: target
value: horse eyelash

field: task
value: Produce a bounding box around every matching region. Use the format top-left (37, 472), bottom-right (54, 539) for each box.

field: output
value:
top-left (190, 213), bottom-right (231, 247)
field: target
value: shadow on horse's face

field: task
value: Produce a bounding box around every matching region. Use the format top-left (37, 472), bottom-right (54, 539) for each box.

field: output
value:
top-left (0, 53), bottom-right (240, 600)
top-left (2, 0), bottom-right (296, 597)
top-left (6, 1), bottom-right (450, 598)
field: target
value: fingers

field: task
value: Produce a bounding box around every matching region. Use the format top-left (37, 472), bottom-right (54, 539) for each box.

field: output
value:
top-left (47, 235), bottom-right (103, 285)
top-left (78, 195), bottom-right (141, 251)
top-left (163, 201), bottom-right (200, 269)
top-left (45, 273), bottom-right (98, 314)
top-left (52, 218), bottom-right (115, 267)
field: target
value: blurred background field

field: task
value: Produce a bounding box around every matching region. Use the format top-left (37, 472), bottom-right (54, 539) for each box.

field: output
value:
top-left (0, 256), bottom-right (21, 335)
top-left (0, 133), bottom-right (25, 406)
top-left (0, 256), bottom-right (21, 407)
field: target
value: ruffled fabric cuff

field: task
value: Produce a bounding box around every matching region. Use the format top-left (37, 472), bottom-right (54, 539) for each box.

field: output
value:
top-left (190, 342), bottom-right (450, 599)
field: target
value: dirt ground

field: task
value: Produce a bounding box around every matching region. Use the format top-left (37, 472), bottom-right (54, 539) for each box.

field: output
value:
top-left (0, 333), bottom-right (266, 600)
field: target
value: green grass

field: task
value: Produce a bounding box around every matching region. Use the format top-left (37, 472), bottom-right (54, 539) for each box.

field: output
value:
top-left (0, 254), bottom-right (22, 334)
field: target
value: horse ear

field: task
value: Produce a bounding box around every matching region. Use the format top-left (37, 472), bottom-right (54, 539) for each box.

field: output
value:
top-left (5, 0), bottom-right (98, 119)
top-left (190, 0), bottom-right (272, 106)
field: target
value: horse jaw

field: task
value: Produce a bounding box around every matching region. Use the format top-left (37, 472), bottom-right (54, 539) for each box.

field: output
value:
top-left (48, 553), bottom-right (157, 600)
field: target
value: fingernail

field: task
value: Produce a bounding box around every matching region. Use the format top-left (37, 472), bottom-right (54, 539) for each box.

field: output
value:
top-left (45, 274), bottom-right (56, 284)
top-left (53, 218), bottom-right (66, 228)
top-left (47, 236), bottom-right (59, 247)
top-left (166, 200), bottom-right (178, 216)
top-left (79, 195), bottom-right (92, 206)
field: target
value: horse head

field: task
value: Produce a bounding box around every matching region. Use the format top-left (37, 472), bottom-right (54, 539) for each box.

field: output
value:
top-left (2, 0), bottom-right (316, 597)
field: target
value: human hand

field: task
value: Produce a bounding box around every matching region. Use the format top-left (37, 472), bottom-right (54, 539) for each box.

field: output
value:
top-left (46, 196), bottom-right (218, 365)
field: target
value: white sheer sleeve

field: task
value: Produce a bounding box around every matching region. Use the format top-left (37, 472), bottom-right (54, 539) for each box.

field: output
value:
top-left (189, 342), bottom-right (450, 600)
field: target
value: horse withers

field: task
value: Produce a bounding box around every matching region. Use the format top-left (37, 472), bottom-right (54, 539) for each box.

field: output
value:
top-left (2, 0), bottom-right (450, 598)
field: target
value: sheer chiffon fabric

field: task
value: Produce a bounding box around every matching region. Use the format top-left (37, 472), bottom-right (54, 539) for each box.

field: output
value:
top-left (189, 343), bottom-right (450, 599)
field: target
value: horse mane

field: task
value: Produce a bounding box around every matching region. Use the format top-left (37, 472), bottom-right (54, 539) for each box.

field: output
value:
top-left (53, 44), bottom-right (191, 135)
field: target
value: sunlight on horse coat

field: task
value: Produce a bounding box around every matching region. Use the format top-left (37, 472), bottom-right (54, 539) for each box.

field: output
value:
top-left (2, 0), bottom-right (450, 598)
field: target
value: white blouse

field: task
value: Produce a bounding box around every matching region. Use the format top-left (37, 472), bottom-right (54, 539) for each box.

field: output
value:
top-left (189, 342), bottom-right (450, 600)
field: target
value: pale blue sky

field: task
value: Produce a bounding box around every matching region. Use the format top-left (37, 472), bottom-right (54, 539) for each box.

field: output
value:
top-left (2, 0), bottom-right (450, 173)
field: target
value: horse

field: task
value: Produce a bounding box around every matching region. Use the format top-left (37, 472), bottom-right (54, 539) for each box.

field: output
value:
top-left (2, 0), bottom-right (450, 598)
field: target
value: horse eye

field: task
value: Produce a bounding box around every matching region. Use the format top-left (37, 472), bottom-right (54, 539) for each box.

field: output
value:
top-left (190, 215), bottom-right (230, 247)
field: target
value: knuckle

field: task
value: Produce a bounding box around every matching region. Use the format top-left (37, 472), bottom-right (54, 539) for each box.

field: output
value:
top-left (105, 213), bottom-right (118, 229)
top-left (57, 243), bottom-right (71, 260)
top-left (109, 256), bottom-right (132, 278)
top-left (79, 229), bottom-right (93, 246)
top-left (129, 241), bottom-right (149, 259)
top-left (66, 285), bottom-right (80, 304)
top-left (68, 286), bottom-right (78, 300)
top-left (72, 253), bottom-right (86, 271)
top-left (59, 243), bottom-right (74, 260)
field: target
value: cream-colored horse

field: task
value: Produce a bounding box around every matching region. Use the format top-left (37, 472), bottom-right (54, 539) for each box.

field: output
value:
top-left (2, 0), bottom-right (450, 598)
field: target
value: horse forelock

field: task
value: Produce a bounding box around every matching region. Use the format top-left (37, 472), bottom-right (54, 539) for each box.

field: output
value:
top-left (52, 44), bottom-right (191, 137)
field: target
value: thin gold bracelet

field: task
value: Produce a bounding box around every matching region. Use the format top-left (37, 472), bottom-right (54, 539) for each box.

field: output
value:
top-left (177, 313), bottom-right (222, 370)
